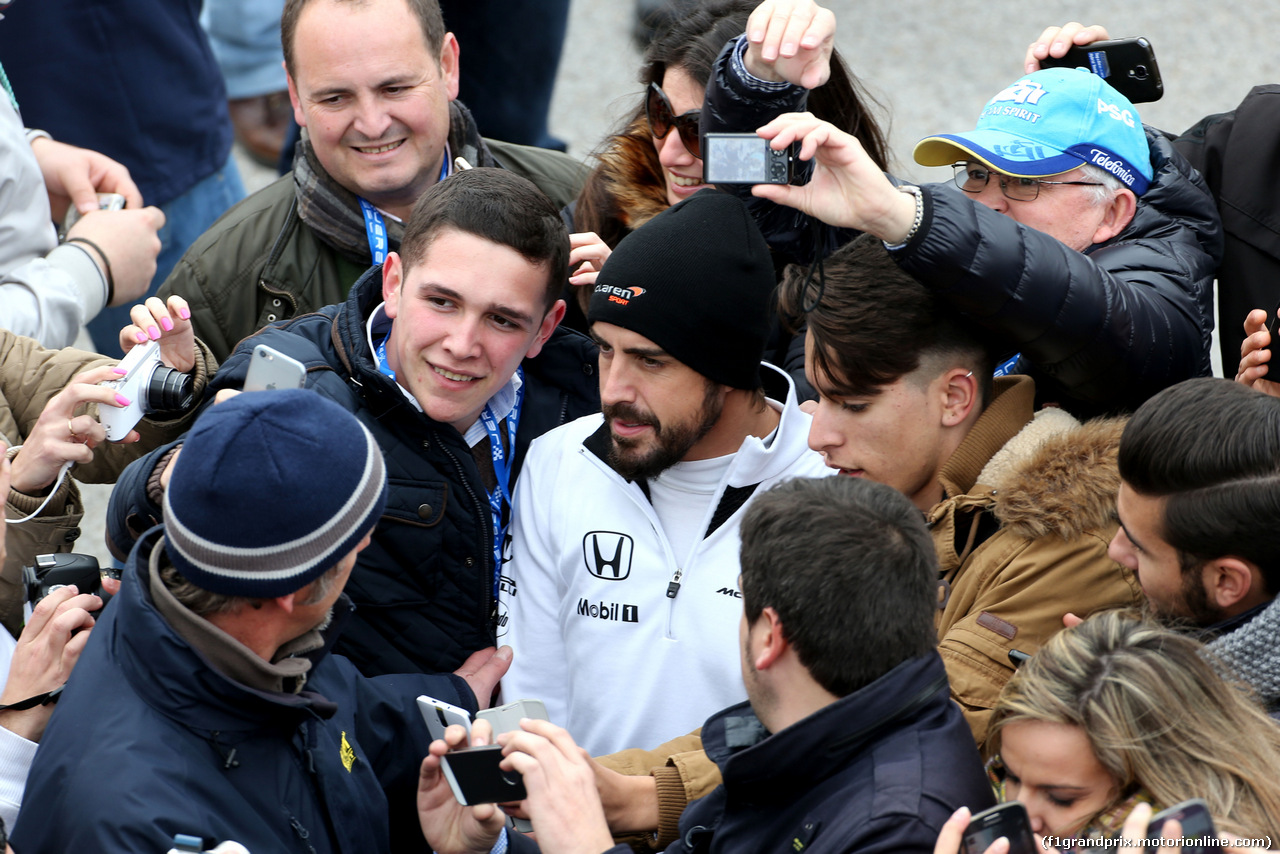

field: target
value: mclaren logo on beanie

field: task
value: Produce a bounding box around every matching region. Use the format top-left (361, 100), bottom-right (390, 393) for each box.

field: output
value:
top-left (594, 284), bottom-right (646, 306)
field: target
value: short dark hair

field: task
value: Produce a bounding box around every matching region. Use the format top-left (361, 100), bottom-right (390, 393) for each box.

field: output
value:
top-left (282, 0), bottom-right (446, 77)
top-left (779, 234), bottom-right (994, 403)
top-left (1119, 378), bottom-right (1280, 595)
top-left (399, 168), bottom-right (569, 311)
top-left (739, 476), bottom-right (939, 697)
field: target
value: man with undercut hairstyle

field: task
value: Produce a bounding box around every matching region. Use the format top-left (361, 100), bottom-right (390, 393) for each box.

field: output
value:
top-left (1109, 377), bottom-right (1280, 717)
top-left (582, 235), bottom-right (1143, 849)
top-left (159, 0), bottom-right (586, 363)
top-left (501, 190), bottom-right (827, 758)
top-left (418, 476), bottom-right (993, 854)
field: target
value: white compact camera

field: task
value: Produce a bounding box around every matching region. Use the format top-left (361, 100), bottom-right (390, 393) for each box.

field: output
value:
top-left (98, 341), bottom-right (194, 441)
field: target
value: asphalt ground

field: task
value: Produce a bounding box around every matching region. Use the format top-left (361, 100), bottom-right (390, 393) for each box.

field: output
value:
top-left (75, 0), bottom-right (1278, 566)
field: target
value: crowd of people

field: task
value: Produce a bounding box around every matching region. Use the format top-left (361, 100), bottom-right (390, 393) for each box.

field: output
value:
top-left (1, 0), bottom-right (1279, 851)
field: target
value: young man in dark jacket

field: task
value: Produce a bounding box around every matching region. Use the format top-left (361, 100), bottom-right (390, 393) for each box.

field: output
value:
top-left (418, 476), bottom-right (994, 854)
top-left (108, 169), bottom-right (600, 678)
top-left (704, 0), bottom-right (1221, 419)
top-left (12, 390), bottom-right (489, 853)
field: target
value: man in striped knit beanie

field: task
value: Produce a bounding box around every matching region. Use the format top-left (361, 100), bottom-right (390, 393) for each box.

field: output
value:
top-left (12, 389), bottom-right (484, 854)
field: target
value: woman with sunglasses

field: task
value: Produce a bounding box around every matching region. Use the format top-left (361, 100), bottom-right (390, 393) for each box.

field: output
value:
top-left (987, 610), bottom-right (1280, 841)
top-left (561, 0), bottom-right (887, 346)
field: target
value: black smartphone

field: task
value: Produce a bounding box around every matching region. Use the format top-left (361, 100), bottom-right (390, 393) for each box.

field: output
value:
top-left (1145, 799), bottom-right (1216, 854)
top-left (1041, 38), bottom-right (1163, 103)
top-left (703, 133), bottom-right (793, 184)
top-left (1266, 299), bottom-right (1280, 347)
top-left (962, 803), bottom-right (1037, 854)
top-left (440, 744), bottom-right (527, 805)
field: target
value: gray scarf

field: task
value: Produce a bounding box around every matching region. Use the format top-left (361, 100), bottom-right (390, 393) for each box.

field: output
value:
top-left (1204, 596), bottom-right (1280, 714)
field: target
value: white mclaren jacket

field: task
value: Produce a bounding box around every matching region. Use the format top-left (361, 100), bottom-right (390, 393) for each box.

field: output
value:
top-left (501, 366), bottom-right (830, 755)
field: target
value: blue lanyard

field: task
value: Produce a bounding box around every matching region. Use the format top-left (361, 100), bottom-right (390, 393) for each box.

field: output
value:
top-left (357, 157), bottom-right (450, 263)
top-left (480, 367), bottom-right (524, 597)
top-left (994, 353), bottom-right (1022, 377)
top-left (358, 199), bottom-right (388, 264)
top-left (373, 334), bottom-right (521, 596)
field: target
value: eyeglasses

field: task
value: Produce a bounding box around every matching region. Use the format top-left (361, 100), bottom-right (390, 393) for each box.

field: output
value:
top-left (646, 82), bottom-right (702, 159)
top-left (985, 755), bottom-right (1009, 800)
top-left (952, 162), bottom-right (1104, 201)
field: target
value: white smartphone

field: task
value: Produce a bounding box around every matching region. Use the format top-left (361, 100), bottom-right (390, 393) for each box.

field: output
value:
top-left (475, 699), bottom-right (548, 832)
top-left (475, 698), bottom-right (549, 735)
top-left (416, 695), bottom-right (472, 742)
top-left (244, 344), bottom-right (307, 392)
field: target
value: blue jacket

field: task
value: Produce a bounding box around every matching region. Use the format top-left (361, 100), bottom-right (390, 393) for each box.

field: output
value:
top-left (108, 266), bottom-right (600, 676)
top-left (0, 0), bottom-right (231, 207)
top-left (10, 528), bottom-right (474, 854)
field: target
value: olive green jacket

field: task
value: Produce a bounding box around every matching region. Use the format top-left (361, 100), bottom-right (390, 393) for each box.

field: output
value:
top-left (161, 136), bottom-right (587, 363)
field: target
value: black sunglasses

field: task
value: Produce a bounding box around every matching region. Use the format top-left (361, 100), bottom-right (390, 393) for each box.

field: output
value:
top-left (645, 82), bottom-right (702, 159)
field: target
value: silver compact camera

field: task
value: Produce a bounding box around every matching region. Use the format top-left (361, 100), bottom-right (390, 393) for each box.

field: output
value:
top-left (98, 341), bottom-right (194, 441)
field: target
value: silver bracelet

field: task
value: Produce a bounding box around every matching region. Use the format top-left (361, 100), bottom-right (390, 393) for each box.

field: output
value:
top-left (898, 184), bottom-right (924, 243)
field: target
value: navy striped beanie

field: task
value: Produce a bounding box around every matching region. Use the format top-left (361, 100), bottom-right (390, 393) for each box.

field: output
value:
top-left (162, 389), bottom-right (387, 598)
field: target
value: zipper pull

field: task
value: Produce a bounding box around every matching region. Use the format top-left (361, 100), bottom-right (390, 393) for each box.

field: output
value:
top-left (666, 568), bottom-right (683, 599)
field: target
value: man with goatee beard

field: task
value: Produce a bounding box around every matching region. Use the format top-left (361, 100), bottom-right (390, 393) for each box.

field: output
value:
top-left (500, 190), bottom-right (827, 757)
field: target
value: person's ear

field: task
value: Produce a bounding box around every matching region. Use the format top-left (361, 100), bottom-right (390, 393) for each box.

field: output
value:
top-left (1091, 188), bottom-right (1137, 244)
top-left (525, 299), bottom-right (567, 359)
top-left (939, 368), bottom-right (980, 428)
top-left (285, 65), bottom-right (306, 128)
top-left (382, 252), bottom-right (404, 317)
top-left (752, 607), bottom-right (788, 671)
top-left (1203, 557), bottom-right (1264, 611)
top-left (439, 32), bottom-right (461, 102)
top-left (274, 591), bottom-right (300, 615)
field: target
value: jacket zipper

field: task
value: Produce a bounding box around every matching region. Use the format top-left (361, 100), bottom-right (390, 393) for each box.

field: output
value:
top-left (440, 440), bottom-right (498, 641)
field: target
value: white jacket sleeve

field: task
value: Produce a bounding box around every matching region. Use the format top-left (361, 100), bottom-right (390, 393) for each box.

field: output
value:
top-left (0, 100), bottom-right (107, 348)
top-left (500, 435), bottom-right (571, 729)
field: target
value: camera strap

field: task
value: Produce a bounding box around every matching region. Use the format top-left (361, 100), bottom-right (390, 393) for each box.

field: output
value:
top-left (0, 684), bottom-right (63, 711)
top-left (3, 450), bottom-right (72, 524)
top-left (479, 368), bottom-right (523, 599)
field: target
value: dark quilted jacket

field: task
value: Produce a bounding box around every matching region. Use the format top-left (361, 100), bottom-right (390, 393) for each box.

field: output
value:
top-left (109, 266), bottom-right (600, 676)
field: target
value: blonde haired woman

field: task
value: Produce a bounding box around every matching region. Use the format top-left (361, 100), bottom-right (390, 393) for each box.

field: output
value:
top-left (986, 610), bottom-right (1280, 840)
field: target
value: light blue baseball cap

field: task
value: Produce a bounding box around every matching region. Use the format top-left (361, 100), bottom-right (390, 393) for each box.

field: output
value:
top-left (914, 68), bottom-right (1153, 195)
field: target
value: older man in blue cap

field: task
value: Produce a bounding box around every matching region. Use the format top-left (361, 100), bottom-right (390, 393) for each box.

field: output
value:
top-left (712, 6), bottom-right (1221, 416)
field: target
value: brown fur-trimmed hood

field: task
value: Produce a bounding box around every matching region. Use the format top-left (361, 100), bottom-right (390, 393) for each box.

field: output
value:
top-left (988, 416), bottom-right (1127, 541)
top-left (573, 115), bottom-right (670, 245)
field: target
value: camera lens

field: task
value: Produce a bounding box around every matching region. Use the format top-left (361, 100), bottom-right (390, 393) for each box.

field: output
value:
top-left (141, 366), bottom-right (195, 414)
top-left (1131, 65), bottom-right (1148, 80)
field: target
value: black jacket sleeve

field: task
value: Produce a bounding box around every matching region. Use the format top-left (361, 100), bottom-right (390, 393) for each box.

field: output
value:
top-left (893, 129), bottom-right (1221, 416)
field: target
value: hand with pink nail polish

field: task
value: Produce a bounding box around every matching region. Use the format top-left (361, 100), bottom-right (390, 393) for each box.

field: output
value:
top-left (119, 294), bottom-right (196, 373)
top-left (9, 363), bottom-right (141, 495)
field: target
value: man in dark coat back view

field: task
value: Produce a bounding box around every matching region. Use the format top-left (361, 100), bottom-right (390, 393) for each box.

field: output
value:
top-left (417, 476), bottom-right (994, 854)
top-left (12, 390), bottom-right (498, 853)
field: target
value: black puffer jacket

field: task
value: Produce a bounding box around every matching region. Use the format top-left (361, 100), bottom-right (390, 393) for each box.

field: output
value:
top-left (109, 266), bottom-right (600, 677)
top-left (703, 38), bottom-right (1223, 417)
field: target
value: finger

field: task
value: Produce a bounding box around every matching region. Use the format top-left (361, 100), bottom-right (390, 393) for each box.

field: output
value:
top-left (1118, 801), bottom-right (1154, 846)
top-left (61, 169), bottom-right (101, 216)
top-left (1242, 307), bottom-right (1270, 336)
top-left (99, 165), bottom-right (143, 209)
top-left (471, 718), bottom-right (495, 746)
top-left (759, 5), bottom-right (794, 61)
top-left (1155, 819), bottom-right (1182, 854)
top-left (568, 232), bottom-right (605, 249)
top-left (21, 584), bottom-right (81, 637)
top-left (100, 575), bottom-right (122, 596)
top-left (164, 294), bottom-right (193, 323)
top-left (933, 808), bottom-right (971, 854)
top-left (213, 388), bottom-right (243, 404)
top-left (144, 296), bottom-right (176, 335)
top-left (128, 303), bottom-right (164, 342)
top-left (778, 6), bottom-right (815, 58)
top-left (443, 723), bottom-right (472, 749)
top-left (1049, 22), bottom-right (1087, 56)
top-left (1062, 612), bottom-right (1083, 628)
top-left (144, 205), bottom-right (167, 230)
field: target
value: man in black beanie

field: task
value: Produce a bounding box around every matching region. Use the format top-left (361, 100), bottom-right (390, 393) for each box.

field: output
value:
top-left (501, 189), bottom-right (828, 757)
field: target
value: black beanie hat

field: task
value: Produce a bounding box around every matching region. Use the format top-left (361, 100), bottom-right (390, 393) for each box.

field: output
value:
top-left (588, 189), bottom-right (774, 390)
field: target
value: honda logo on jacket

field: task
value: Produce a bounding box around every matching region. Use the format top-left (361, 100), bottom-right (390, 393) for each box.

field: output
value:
top-left (583, 531), bottom-right (633, 580)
